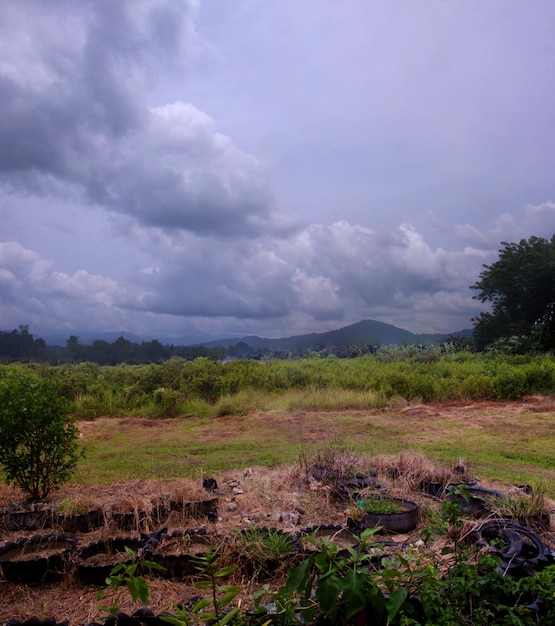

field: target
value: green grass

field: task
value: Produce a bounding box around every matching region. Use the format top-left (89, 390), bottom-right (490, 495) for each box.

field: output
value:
top-left (3, 357), bottom-right (555, 495)
top-left (72, 400), bottom-right (555, 498)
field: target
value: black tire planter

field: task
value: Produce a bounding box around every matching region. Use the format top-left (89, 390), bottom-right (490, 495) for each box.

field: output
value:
top-left (102, 610), bottom-right (166, 626)
top-left (299, 525), bottom-right (359, 554)
top-left (110, 511), bottom-right (146, 532)
top-left (169, 497), bottom-right (219, 519)
top-left (355, 498), bottom-right (420, 533)
top-left (75, 536), bottom-right (143, 585)
top-left (474, 520), bottom-right (552, 577)
top-left (0, 533), bottom-right (79, 584)
top-left (420, 479), bottom-right (446, 498)
top-left (334, 473), bottom-right (378, 502)
top-left (445, 484), bottom-right (503, 517)
top-left (111, 503), bottom-right (170, 532)
top-left (230, 528), bottom-right (299, 581)
top-left (0, 504), bottom-right (56, 532)
top-left (148, 530), bottom-right (217, 579)
top-left (58, 508), bottom-right (105, 533)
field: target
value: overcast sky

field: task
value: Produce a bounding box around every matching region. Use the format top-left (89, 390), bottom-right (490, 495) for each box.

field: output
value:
top-left (1, 0), bottom-right (555, 342)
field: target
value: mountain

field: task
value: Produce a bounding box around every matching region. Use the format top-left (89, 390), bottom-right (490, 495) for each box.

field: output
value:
top-left (196, 319), bottom-right (472, 350)
top-left (24, 319), bottom-right (472, 349)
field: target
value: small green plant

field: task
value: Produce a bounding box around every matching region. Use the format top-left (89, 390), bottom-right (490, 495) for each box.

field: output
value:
top-left (232, 526), bottom-right (296, 559)
top-left (96, 546), bottom-right (166, 615)
top-left (162, 547), bottom-right (240, 626)
top-left (421, 492), bottom-right (466, 546)
top-left (274, 527), bottom-right (407, 625)
top-left (57, 495), bottom-right (97, 517)
top-left (357, 495), bottom-right (404, 514)
top-left (0, 372), bottom-right (84, 501)
top-left (492, 482), bottom-right (548, 521)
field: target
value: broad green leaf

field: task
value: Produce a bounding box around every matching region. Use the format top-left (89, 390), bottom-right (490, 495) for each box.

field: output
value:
top-left (216, 585), bottom-right (240, 593)
top-left (142, 559), bottom-right (167, 571)
top-left (342, 570), bottom-right (370, 618)
top-left (216, 590), bottom-right (239, 609)
top-left (285, 557), bottom-right (313, 597)
top-left (385, 586), bottom-right (408, 623)
top-left (159, 617), bottom-right (189, 626)
top-left (315, 573), bottom-right (343, 617)
top-left (216, 607), bottom-right (239, 625)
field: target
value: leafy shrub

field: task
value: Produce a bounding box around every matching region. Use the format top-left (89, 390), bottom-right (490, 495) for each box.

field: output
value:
top-left (212, 389), bottom-right (265, 416)
top-left (151, 387), bottom-right (182, 418)
top-left (0, 372), bottom-right (84, 500)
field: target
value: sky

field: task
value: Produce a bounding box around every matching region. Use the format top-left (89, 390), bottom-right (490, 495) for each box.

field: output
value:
top-left (1, 0), bottom-right (555, 342)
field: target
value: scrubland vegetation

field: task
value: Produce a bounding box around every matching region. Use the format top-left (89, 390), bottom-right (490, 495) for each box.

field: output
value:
top-left (2, 351), bottom-right (554, 495)
top-left (1, 351), bottom-right (554, 421)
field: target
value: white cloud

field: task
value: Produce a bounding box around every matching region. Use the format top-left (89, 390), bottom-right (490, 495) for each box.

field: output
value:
top-left (0, 1), bottom-right (288, 239)
top-left (0, 242), bottom-right (126, 332)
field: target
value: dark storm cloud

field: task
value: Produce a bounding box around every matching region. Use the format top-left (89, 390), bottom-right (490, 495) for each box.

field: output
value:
top-left (117, 220), bottom-right (487, 332)
top-left (0, 1), bottom-right (283, 238)
top-left (1, 0), bottom-right (554, 339)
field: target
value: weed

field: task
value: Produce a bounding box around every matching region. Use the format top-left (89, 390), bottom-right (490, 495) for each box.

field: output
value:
top-left (492, 482), bottom-right (549, 523)
top-left (356, 494), bottom-right (405, 514)
top-left (231, 526), bottom-right (296, 560)
top-left (162, 547), bottom-right (241, 626)
top-left (96, 546), bottom-right (166, 615)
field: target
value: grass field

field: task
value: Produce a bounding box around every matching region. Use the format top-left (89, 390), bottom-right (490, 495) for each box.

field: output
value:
top-left (74, 396), bottom-right (555, 497)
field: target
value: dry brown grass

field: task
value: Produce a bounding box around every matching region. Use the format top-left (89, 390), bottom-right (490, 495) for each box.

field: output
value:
top-left (370, 450), bottom-right (466, 495)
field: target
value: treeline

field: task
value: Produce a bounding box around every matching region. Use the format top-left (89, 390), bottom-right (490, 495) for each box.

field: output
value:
top-left (0, 325), bottom-right (463, 365)
top-left (0, 326), bottom-right (226, 365)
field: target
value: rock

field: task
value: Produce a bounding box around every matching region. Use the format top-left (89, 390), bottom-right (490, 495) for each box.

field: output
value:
top-left (226, 502), bottom-right (239, 512)
top-left (281, 512), bottom-right (300, 525)
top-left (234, 495), bottom-right (247, 508)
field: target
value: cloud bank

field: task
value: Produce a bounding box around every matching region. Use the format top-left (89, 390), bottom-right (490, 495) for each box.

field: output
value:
top-left (1, 1), bottom-right (554, 340)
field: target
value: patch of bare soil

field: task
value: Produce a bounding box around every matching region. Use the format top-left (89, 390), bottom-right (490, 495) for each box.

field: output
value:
top-left (1, 399), bottom-right (554, 625)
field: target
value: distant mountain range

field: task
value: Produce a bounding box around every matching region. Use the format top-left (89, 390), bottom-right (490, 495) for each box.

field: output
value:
top-left (25, 319), bottom-right (472, 349)
top-left (194, 319), bottom-right (472, 351)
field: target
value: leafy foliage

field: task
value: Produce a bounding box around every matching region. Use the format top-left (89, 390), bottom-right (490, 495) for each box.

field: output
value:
top-left (4, 352), bottom-right (555, 420)
top-left (97, 546), bottom-right (166, 615)
top-left (162, 548), bottom-right (240, 626)
top-left (0, 325), bottom-right (49, 362)
top-left (91, 484), bottom-right (555, 625)
top-left (0, 371), bottom-right (83, 500)
top-left (472, 236), bottom-right (555, 351)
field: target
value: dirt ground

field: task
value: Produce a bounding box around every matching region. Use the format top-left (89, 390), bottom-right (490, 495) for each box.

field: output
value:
top-left (1, 399), bottom-right (554, 625)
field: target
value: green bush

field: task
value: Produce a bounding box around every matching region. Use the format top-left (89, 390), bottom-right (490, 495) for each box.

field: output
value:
top-left (0, 372), bottom-right (84, 500)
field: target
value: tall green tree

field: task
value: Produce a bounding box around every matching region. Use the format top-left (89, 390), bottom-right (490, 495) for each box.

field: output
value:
top-left (0, 372), bottom-right (83, 500)
top-left (471, 235), bottom-right (555, 350)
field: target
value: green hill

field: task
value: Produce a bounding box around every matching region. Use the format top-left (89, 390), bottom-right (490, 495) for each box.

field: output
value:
top-left (198, 319), bottom-right (470, 350)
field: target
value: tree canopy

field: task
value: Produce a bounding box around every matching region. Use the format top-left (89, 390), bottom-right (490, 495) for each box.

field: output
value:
top-left (471, 235), bottom-right (555, 351)
top-left (0, 372), bottom-right (83, 500)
